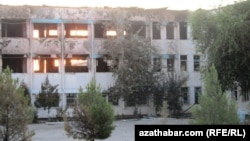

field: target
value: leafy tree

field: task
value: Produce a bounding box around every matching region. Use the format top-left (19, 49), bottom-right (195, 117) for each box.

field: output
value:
top-left (190, 65), bottom-right (240, 124)
top-left (64, 80), bottom-right (115, 141)
top-left (102, 12), bottom-right (163, 111)
top-left (189, 0), bottom-right (250, 100)
top-left (0, 67), bottom-right (35, 141)
top-left (105, 34), bottom-right (161, 107)
top-left (34, 75), bottom-right (59, 114)
top-left (155, 72), bottom-right (187, 116)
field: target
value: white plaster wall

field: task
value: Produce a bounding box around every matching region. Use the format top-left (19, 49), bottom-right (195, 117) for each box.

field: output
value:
top-left (95, 73), bottom-right (115, 91)
top-left (64, 73), bottom-right (91, 92)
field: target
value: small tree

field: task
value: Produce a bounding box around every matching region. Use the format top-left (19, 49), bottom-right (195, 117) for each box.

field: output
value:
top-left (0, 67), bottom-right (35, 141)
top-left (21, 81), bottom-right (38, 123)
top-left (64, 80), bottom-right (115, 141)
top-left (34, 75), bottom-right (59, 114)
top-left (190, 65), bottom-right (240, 124)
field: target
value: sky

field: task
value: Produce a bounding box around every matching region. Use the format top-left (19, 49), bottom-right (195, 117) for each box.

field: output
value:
top-left (0, 0), bottom-right (243, 11)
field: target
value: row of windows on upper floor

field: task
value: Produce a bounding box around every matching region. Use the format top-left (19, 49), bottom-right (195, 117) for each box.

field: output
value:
top-left (0, 19), bottom-right (188, 40)
top-left (2, 54), bottom-right (200, 73)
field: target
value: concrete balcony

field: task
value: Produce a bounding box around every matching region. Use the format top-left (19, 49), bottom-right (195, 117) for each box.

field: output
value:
top-left (0, 38), bottom-right (29, 54)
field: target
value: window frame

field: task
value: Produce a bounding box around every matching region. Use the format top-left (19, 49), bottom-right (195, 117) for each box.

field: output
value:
top-left (179, 22), bottom-right (187, 40)
top-left (64, 23), bottom-right (88, 38)
top-left (181, 87), bottom-right (189, 104)
top-left (33, 55), bottom-right (59, 73)
top-left (33, 23), bottom-right (58, 38)
top-left (1, 19), bottom-right (27, 37)
top-left (166, 22), bottom-right (174, 39)
top-left (66, 93), bottom-right (77, 107)
top-left (180, 55), bottom-right (187, 71)
top-left (2, 55), bottom-right (27, 73)
top-left (152, 22), bottom-right (161, 40)
top-left (193, 55), bottom-right (200, 71)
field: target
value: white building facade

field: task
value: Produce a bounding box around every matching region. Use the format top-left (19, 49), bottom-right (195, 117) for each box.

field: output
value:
top-left (0, 5), bottom-right (204, 118)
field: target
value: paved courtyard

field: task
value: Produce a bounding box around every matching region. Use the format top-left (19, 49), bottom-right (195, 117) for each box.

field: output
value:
top-left (28, 117), bottom-right (189, 141)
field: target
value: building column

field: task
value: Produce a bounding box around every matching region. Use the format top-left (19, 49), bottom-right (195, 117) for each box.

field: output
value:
top-left (89, 21), bottom-right (96, 82)
top-left (0, 19), bottom-right (2, 73)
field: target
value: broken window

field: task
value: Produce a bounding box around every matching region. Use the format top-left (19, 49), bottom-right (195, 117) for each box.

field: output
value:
top-left (193, 55), bottom-right (200, 71)
top-left (94, 23), bottom-right (105, 38)
top-left (180, 55), bottom-right (187, 71)
top-left (179, 22), bottom-right (187, 40)
top-left (33, 23), bottom-right (58, 38)
top-left (64, 24), bottom-right (88, 38)
top-left (106, 30), bottom-right (117, 37)
top-left (127, 22), bottom-right (146, 38)
top-left (152, 22), bottom-right (161, 39)
top-left (195, 87), bottom-right (202, 104)
top-left (65, 55), bottom-right (88, 72)
top-left (33, 55), bottom-right (59, 73)
top-left (96, 58), bottom-right (111, 72)
top-left (181, 87), bottom-right (189, 104)
top-left (2, 55), bottom-right (27, 73)
top-left (166, 22), bottom-right (174, 39)
top-left (94, 23), bottom-right (117, 38)
top-left (1, 19), bottom-right (27, 37)
top-left (167, 57), bottom-right (174, 71)
top-left (66, 93), bottom-right (77, 107)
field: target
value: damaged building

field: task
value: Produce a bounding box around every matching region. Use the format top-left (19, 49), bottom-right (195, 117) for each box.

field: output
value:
top-left (0, 5), bottom-right (204, 118)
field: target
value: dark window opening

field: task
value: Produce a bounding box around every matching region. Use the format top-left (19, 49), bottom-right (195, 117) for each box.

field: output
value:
top-left (2, 55), bottom-right (27, 73)
top-left (194, 55), bottom-right (200, 71)
top-left (181, 87), bottom-right (188, 104)
top-left (167, 57), bottom-right (174, 71)
top-left (94, 23), bottom-right (105, 38)
top-left (96, 58), bottom-right (111, 72)
top-left (180, 55), bottom-right (187, 71)
top-left (65, 55), bottom-right (88, 72)
top-left (103, 88), bottom-right (119, 106)
top-left (65, 24), bottom-right (88, 38)
top-left (152, 22), bottom-right (161, 39)
top-left (1, 19), bottom-right (26, 37)
top-left (234, 86), bottom-right (238, 100)
top-left (166, 22), bottom-right (174, 39)
top-left (179, 22), bottom-right (187, 40)
top-left (195, 87), bottom-right (202, 104)
top-left (108, 96), bottom-right (119, 106)
top-left (153, 57), bottom-right (161, 72)
top-left (127, 22), bottom-right (146, 38)
top-left (66, 93), bottom-right (77, 107)
top-left (33, 55), bottom-right (59, 73)
top-left (33, 23), bottom-right (58, 38)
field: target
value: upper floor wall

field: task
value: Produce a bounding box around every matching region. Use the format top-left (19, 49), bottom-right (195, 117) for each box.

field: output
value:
top-left (0, 5), bottom-right (189, 21)
top-left (0, 5), bottom-right (196, 57)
